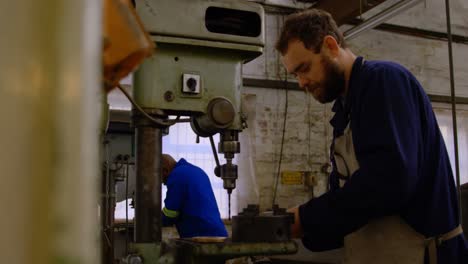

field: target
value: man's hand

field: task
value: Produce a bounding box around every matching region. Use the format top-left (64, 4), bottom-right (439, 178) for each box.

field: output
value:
top-left (287, 206), bottom-right (304, 238)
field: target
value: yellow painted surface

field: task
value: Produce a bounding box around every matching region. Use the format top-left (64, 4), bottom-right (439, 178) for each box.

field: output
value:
top-left (281, 171), bottom-right (304, 185)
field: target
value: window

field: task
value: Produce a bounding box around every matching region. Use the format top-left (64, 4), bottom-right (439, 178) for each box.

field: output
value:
top-left (114, 122), bottom-right (236, 220)
top-left (162, 122), bottom-right (236, 219)
top-left (433, 106), bottom-right (468, 185)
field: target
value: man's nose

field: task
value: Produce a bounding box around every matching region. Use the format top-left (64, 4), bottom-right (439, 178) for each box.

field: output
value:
top-left (297, 76), bottom-right (308, 90)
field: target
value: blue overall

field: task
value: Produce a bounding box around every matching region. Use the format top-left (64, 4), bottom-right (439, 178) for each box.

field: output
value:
top-left (162, 158), bottom-right (227, 238)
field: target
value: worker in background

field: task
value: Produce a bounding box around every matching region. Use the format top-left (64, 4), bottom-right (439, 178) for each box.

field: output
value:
top-left (161, 154), bottom-right (228, 238)
top-left (276, 9), bottom-right (468, 264)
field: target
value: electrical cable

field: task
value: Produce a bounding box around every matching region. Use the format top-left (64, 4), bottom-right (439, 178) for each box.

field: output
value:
top-left (306, 92), bottom-right (314, 198)
top-left (104, 139), bottom-right (110, 246)
top-left (116, 83), bottom-right (180, 127)
top-left (125, 156), bottom-right (130, 256)
top-left (444, 0), bottom-right (462, 223)
top-left (272, 70), bottom-right (289, 208)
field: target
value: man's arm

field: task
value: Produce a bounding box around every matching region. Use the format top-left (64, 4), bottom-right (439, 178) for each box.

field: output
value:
top-left (162, 170), bottom-right (186, 226)
top-left (162, 207), bottom-right (179, 226)
top-left (298, 64), bottom-right (423, 251)
top-left (287, 207), bottom-right (303, 238)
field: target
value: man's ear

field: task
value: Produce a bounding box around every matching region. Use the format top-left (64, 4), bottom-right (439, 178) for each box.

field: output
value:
top-left (161, 168), bottom-right (168, 184)
top-left (322, 35), bottom-right (340, 58)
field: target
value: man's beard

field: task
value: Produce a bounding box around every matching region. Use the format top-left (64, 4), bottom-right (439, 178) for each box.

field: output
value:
top-left (309, 56), bottom-right (346, 104)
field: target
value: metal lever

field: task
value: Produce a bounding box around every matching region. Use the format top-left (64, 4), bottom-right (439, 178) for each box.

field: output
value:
top-left (209, 136), bottom-right (221, 175)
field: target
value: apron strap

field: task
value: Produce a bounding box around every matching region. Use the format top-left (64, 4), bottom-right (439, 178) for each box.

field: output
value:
top-left (425, 225), bottom-right (463, 264)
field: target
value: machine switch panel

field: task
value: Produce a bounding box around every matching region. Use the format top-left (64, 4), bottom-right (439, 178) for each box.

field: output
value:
top-left (182, 74), bottom-right (201, 94)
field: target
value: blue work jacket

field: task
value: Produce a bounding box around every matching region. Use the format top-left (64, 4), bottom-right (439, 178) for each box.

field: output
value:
top-left (162, 158), bottom-right (227, 238)
top-left (299, 57), bottom-right (468, 263)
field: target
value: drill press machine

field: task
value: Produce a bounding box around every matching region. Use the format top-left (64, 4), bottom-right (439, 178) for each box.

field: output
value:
top-left (127, 0), bottom-right (297, 263)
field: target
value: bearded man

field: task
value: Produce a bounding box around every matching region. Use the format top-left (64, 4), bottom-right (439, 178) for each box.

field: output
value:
top-left (276, 8), bottom-right (467, 264)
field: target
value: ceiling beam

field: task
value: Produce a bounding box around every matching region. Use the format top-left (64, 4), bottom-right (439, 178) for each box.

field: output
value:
top-left (314, 0), bottom-right (387, 25)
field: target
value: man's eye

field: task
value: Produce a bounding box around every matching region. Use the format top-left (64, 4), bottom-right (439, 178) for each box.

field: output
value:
top-left (299, 64), bottom-right (310, 73)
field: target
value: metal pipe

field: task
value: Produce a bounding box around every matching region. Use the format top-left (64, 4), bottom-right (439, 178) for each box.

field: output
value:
top-left (135, 124), bottom-right (163, 243)
top-left (444, 0), bottom-right (462, 223)
top-left (344, 0), bottom-right (423, 40)
top-left (347, 18), bottom-right (468, 45)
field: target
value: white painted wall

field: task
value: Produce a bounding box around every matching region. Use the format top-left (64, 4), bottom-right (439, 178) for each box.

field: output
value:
top-left (386, 0), bottom-right (468, 35)
top-left (348, 30), bottom-right (468, 97)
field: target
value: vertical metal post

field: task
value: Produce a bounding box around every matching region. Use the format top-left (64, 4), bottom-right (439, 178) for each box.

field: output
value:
top-left (102, 139), bottom-right (114, 264)
top-left (134, 115), bottom-right (163, 243)
top-left (108, 165), bottom-right (116, 262)
top-left (0, 1), bottom-right (101, 263)
top-left (444, 0), bottom-right (462, 222)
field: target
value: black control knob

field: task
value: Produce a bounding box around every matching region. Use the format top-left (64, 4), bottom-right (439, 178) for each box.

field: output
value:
top-left (186, 77), bottom-right (197, 92)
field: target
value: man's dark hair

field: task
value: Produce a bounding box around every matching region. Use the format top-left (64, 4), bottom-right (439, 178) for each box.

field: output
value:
top-left (275, 9), bottom-right (346, 55)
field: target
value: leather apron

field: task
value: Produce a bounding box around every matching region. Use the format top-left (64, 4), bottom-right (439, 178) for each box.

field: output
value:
top-left (333, 126), bottom-right (462, 264)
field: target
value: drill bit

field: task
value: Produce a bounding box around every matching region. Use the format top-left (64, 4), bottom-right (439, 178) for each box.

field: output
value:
top-left (228, 191), bottom-right (231, 220)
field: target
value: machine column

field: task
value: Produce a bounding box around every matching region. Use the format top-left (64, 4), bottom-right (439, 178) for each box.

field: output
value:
top-left (134, 113), bottom-right (163, 243)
